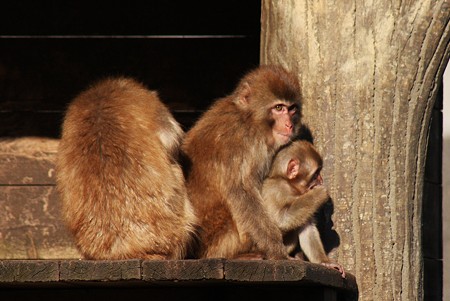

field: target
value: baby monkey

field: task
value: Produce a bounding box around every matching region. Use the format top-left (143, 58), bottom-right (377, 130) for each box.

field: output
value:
top-left (262, 140), bottom-right (345, 277)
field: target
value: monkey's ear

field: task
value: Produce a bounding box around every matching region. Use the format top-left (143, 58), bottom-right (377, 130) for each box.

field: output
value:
top-left (236, 82), bottom-right (252, 106)
top-left (287, 159), bottom-right (300, 179)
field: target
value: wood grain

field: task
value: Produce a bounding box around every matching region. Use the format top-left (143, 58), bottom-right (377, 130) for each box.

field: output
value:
top-left (261, 1), bottom-right (449, 300)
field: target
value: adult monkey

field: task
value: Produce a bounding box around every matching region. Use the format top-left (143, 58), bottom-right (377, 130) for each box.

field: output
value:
top-left (182, 65), bottom-right (302, 259)
top-left (57, 77), bottom-right (197, 260)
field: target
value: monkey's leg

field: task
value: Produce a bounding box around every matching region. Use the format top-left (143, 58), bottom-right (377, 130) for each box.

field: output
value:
top-left (299, 224), bottom-right (345, 278)
top-left (298, 223), bottom-right (328, 263)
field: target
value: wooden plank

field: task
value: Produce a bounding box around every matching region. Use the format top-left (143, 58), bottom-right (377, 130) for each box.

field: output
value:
top-left (142, 259), bottom-right (223, 281)
top-left (60, 260), bottom-right (141, 282)
top-left (0, 259), bottom-right (358, 301)
top-left (224, 260), bottom-right (357, 291)
top-left (0, 137), bottom-right (58, 184)
top-left (0, 185), bottom-right (80, 259)
top-left (224, 260), bottom-right (308, 282)
top-left (2, 259), bottom-right (358, 286)
top-left (0, 260), bottom-right (59, 283)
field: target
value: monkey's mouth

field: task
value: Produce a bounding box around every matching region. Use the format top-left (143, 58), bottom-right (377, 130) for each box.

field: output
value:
top-left (275, 132), bottom-right (292, 139)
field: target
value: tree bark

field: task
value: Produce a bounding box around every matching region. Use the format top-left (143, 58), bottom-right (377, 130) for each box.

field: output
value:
top-left (261, 1), bottom-right (449, 300)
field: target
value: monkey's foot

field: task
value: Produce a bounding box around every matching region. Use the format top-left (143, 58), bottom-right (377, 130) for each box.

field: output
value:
top-left (321, 262), bottom-right (346, 278)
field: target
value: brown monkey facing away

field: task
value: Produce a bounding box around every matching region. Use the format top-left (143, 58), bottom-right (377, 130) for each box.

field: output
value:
top-left (57, 77), bottom-right (197, 260)
top-left (262, 140), bottom-right (345, 277)
top-left (182, 65), bottom-right (302, 259)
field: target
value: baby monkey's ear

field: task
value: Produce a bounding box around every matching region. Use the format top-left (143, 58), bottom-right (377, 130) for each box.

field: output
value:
top-left (287, 159), bottom-right (300, 180)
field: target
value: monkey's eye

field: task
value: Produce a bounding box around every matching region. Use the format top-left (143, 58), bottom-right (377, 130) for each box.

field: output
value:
top-left (274, 104), bottom-right (284, 111)
top-left (308, 170), bottom-right (323, 189)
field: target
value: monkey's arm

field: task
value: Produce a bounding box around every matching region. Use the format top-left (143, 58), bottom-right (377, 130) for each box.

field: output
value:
top-left (298, 223), bottom-right (329, 263)
top-left (299, 224), bottom-right (346, 278)
top-left (228, 185), bottom-right (288, 259)
top-left (264, 183), bottom-right (329, 232)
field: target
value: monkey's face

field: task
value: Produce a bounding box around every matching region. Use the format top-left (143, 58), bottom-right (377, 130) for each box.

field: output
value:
top-left (289, 159), bottom-right (323, 195)
top-left (270, 102), bottom-right (299, 146)
top-left (307, 171), bottom-right (323, 190)
top-left (298, 165), bottom-right (323, 194)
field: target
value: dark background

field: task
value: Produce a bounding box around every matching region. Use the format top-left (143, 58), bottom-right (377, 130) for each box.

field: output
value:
top-left (0, 1), bottom-right (261, 136)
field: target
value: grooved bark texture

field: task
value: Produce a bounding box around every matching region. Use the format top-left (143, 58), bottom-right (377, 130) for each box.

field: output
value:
top-left (261, 1), bottom-right (449, 301)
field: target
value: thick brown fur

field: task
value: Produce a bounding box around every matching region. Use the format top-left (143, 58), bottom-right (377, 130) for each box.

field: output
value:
top-left (262, 140), bottom-right (345, 277)
top-left (57, 77), bottom-right (197, 260)
top-left (182, 65), bottom-right (302, 259)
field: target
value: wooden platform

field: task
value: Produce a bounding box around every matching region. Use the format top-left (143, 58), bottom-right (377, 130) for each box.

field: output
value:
top-left (0, 259), bottom-right (358, 300)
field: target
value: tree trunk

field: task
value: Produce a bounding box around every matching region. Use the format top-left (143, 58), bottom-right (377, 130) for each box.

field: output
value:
top-left (261, 1), bottom-right (449, 300)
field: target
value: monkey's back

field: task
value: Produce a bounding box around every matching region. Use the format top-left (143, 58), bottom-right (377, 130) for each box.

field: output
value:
top-left (182, 98), bottom-right (273, 258)
top-left (57, 78), bottom-right (196, 260)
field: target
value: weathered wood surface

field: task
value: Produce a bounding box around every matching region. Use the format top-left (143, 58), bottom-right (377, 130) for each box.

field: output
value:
top-left (0, 138), bottom-right (81, 259)
top-left (0, 260), bottom-right (358, 300)
top-left (60, 260), bottom-right (142, 282)
top-left (0, 259), bottom-right (357, 289)
top-left (260, 1), bottom-right (449, 301)
top-left (0, 260), bottom-right (357, 301)
top-left (142, 259), bottom-right (224, 281)
top-left (0, 137), bottom-right (58, 185)
top-left (0, 260), bottom-right (59, 283)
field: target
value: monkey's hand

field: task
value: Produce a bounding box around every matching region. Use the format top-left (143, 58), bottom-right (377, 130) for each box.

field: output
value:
top-left (321, 262), bottom-right (346, 278)
top-left (308, 186), bottom-right (330, 204)
top-left (279, 186), bottom-right (330, 232)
